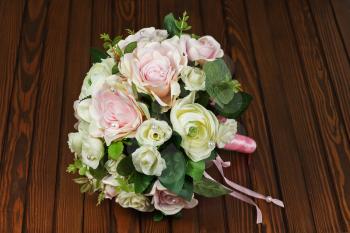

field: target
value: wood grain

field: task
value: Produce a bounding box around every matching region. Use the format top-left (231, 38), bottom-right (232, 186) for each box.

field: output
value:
top-left (0, 0), bottom-right (48, 232)
top-left (53, 0), bottom-right (92, 232)
top-left (0, 0), bottom-right (349, 232)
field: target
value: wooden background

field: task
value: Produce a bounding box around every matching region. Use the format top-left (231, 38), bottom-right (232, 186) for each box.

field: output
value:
top-left (0, 0), bottom-right (349, 232)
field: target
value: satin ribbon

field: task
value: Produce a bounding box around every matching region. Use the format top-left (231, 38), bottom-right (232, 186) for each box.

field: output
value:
top-left (204, 155), bottom-right (284, 224)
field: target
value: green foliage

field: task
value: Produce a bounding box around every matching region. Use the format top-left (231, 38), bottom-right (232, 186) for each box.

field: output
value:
top-left (124, 41), bottom-right (137, 54)
top-left (130, 172), bottom-right (154, 193)
top-left (117, 156), bottom-right (135, 176)
top-left (108, 141), bottom-right (124, 160)
top-left (153, 211), bottom-right (164, 221)
top-left (163, 11), bottom-right (191, 37)
top-left (90, 47), bottom-right (108, 63)
top-left (97, 192), bottom-right (105, 205)
top-left (194, 177), bottom-right (231, 197)
top-left (196, 91), bottom-right (210, 108)
top-left (159, 145), bottom-right (186, 194)
top-left (125, 29), bottom-right (135, 35)
top-left (112, 64), bottom-right (119, 74)
top-left (178, 177), bottom-right (194, 201)
top-left (186, 160), bottom-right (205, 181)
top-left (214, 92), bottom-right (252, 118)
top-left (66, 159), bottom-right (83, 174)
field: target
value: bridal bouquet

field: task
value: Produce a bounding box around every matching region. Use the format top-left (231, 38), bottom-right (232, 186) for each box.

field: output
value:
top-left (67, 12), bottom-right (283, 223)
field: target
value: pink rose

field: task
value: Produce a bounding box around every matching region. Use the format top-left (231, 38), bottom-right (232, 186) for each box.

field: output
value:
top-left (119, 37), bottom-right (187, 109)
top-left (90, 87), bottom-right (144, 145)
top-left (102, 176), bottom-right (119, 199)
top-left (149, 181), bottom-right (198, 215)
top-left (182, 35), bottom-right (224, 63)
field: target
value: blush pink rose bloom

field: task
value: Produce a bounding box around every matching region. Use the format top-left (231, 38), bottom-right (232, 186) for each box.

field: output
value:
top-left (182, 35), bottom-right (224, 63)
top-left (119, 36), bottom-right (187, 110)
top-left (89, 87), bottom-right (144, 145)
top-left (149, 181), bottom-right (198, 215)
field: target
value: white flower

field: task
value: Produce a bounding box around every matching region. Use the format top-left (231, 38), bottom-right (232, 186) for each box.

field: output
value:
top-left (81, 135), bottom-right (104, 169)
top-left (170, 92), bottom-right (219, 161)
top-left (67, 132), bottom-right (83, 157)
top-left (136, 119), bottom-right (172, 146)
top-left (149, 181), bottom-right (198, 215)
top-left (74, 98), bottom-right (91, 122)
top-left (102, 176), bottom-right (120, 199)
top-left (180, 66), bottom-right (206, 91)
top-left (104, 154), bottom-right (125, 176)
top-left (116, 191), bottom-right (154, 212)
top-left (79, 58), bottom-right (115, 99)
top-left (132, 146), bottom-right (166, 176)
top-left (216, 119), bottom-right (238, 148)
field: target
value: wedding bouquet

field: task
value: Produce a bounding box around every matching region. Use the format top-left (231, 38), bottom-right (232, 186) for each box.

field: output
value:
top-left (67, 12), bottom-right (283, 223)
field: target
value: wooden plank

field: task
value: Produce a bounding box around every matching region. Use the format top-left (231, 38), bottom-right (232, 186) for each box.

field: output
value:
top-left (308, 0), bottom-right (350, 140)
top-left (82, 1), bottom-right (112, 233)
top-left (252, 0), bottom-right (344, 231)
top-left (330, 0), bottom-right (350, 63)
top-left (0, 0), bottom-right (48, 232)
top-left (0, 0), bottom-right (25, 169)
top-left (52, 0), bottom-right (92, 232)
top-left (221, 0), bottom-right (286, 232)
top-left (288, 0), bottom-right (350, 230)
top-left (22, 0), bottom-right (71, 232)
top-left (244, 0), bottom-right (317, 232)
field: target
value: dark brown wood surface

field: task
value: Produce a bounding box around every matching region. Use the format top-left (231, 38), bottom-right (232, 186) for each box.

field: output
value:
top-left (0, 0), bottom-right (349, 232)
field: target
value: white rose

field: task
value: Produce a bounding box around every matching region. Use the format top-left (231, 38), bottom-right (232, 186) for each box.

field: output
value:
top-left (104, 155), bottom-right (125, 176)
top-left (170, 92), bottom-right (219, 161)
top-left (180, 66), bottom-right (206, 91)
top-left (136, 119), bottom-right (172, 146)
top-left (216, 119), bottom-right (238, 148)
top-left (67, 132), bottom-right (83, 157)
top-left (116, 191), bottom-right (154, 212)
top-left (81, 135), bottom-right (104, 169)
top-left (79, 58), bottom-right (115, 99)
top-left (102, 175), bottom-right (120, 199)
top-left (74, 98), bottom-right (91, 122)
top-left (132, 146), bottom-right (166, 176)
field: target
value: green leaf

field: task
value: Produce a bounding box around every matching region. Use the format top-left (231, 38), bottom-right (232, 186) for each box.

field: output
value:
top-left (112, 35), bottom-right (122, 46)
top-left (108, 141), bottom-right (124, 160)
top-left (159, 145), bottom-right (186, 194)
top-left (153, 211), bottom-right (164, 221)
top-left (112, 64), bottom-right (119, 74)
top-left (130, 172), bottom-right (154, 193)
top-left (194, 177), bottom-right (231, 197)
top-left (117, 156), bottom-right (135, 176)
top-left (214, 92), bottom-right (252, 118)
top-left (90, 165), bottom-right (108, 180)
top-left (90, 47), bottom-right (108, 63)
top-left (186, 160), bottom-right (205, 181)
top-left (203, 59), bottom-right (234, 106)
top-left (196, 91), bottom-right (210, 108)
top-left (163, 13), bottom-right (180, 37)
top-left (178, 177), bottom-right (194, 201)
top-left (124, 41), bottom-right (137, 54)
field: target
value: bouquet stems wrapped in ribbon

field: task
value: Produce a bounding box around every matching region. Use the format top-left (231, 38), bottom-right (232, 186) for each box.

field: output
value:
top-left (67, 11), bottom-right (283, 223)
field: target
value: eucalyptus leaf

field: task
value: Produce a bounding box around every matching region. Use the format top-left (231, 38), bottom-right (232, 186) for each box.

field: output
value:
top-left (90, 47), bottom-right (108, 63)
top-left (178, 177), bottom-right (194, 201)
top-left (194, 177), bottom-right (231, 197)
top-left (108, 141), bottom-right (124, 160)
top-left (159, 145), bottom-right (186, 194)
top-left (117, 156), bottom-right (135, 176)
top-left (214, 92), bottom-right (252, 118)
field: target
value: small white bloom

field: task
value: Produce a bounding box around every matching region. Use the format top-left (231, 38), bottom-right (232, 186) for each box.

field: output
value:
top-left (116, 191), bottom-right (154, 212)
top-left (180, 66), bottom-right (206, 91)
top-left (67, 132), bottom-right (83, 157)
top-left (132, 146), bottom-right (166, 176)
top-left (74, 98), bottom-right (92, 122)
top-left (216, 119), bottom-right (238, 148)
top-left (136, 119), bottom-right (172, 146)
top-left (102, 175), bottom-right (121, 199)
top-left (81, 135), bottom-right (104, 169)
top-left (104, 155), bottom-right (125, 176)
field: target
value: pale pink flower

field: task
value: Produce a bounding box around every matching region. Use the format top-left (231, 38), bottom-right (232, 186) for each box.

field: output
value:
top-left (149, 181), bottom-right (198, 215)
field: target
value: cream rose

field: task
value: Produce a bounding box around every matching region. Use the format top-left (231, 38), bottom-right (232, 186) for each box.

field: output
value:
top-left (132, 146), bottom-right (166, 176)
top-left (105, 154), bottom-right (126, 176)
top-left (80, 135), bottom-right (104, 169)
top-left (116, 191), bottom-right (154, 212)
top-left (102, 176), bottom-right (120, 199)
top-left (136, 119), bottom-right (172, 146)
top-left (216, 118), bottom-right (238, 148)
top-left (79, 58), bottom-right (115, 99)
top-left (182, 35), bottom-right (224, 63)
top-left (149, 181), bottom-right (198, 215)
top-left (119, 36), bottom-right (187, 110)
top-left (67, 132), bottom-right (83, 157)
top-left (180, 66), bottom-right (206, 91)
top-left (170, 92), bottom-right (219, 161)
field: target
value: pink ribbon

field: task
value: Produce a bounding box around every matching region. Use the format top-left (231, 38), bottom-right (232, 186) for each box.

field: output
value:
top-left (204, 155), bottom-right (284, 224)
top-left (223, 134), bottom-right (257, 154)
